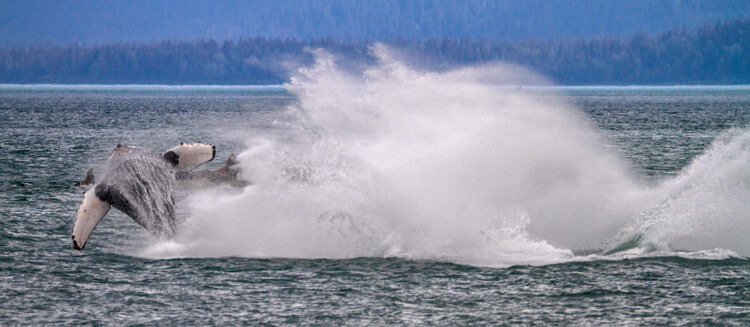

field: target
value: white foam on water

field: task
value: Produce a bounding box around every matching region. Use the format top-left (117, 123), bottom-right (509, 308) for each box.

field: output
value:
top-left (139, 46), bottom-right (750, 266)
top-left (616, 129), bottom-right (750, 255)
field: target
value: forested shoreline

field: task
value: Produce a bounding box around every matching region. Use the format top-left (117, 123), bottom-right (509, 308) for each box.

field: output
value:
top-left (4, 0), bottom-right (748, 44)
top-left (1, 19), bottom-right (748, 85)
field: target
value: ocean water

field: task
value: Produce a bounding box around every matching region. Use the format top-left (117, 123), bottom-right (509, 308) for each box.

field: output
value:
top-left (2, 55), bottom-right (750, 324)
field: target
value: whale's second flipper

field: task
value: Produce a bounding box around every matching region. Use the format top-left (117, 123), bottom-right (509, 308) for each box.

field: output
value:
top-left (163, 142), bottom-right (216, 172)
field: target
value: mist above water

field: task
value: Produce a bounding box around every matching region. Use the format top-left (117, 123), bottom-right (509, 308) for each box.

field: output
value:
top-left (143, 47), bottom-right (750, 266)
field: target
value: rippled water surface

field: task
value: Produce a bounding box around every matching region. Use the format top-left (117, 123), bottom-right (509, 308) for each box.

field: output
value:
top-left (1, 84), bottom-right (750, 325)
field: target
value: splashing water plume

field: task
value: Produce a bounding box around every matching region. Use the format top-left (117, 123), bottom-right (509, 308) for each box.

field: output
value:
top-left (142, 46), bottom-right (750, 266)
top-left (617, 129), bottom-right (750, 255)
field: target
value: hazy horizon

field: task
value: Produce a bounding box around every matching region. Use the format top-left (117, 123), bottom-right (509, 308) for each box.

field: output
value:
top-left (2, 1), bottom-right (748, 86)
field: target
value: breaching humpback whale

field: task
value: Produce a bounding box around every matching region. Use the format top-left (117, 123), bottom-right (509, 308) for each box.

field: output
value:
top-left (72, 142), bottom-right (216, 250)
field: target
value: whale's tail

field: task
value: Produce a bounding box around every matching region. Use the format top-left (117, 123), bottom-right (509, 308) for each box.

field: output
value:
top-left (603, 234), bottom-right (643, 255)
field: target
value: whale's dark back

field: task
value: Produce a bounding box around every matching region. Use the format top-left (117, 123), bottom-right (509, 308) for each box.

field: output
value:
top-left (97, 148), bottom-right (180, 237)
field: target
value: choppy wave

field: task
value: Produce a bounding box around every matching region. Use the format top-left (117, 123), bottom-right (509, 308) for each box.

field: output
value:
top-left (140, 46), bottom-right (750, 267)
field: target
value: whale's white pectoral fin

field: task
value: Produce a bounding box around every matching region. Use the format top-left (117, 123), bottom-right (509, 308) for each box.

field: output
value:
top-left (163, 142), bottom-right (216, 172)
top-left (72, 187), bottom-right (111, 250)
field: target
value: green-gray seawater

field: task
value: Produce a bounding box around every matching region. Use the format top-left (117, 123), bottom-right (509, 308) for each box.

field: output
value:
top-left (1, 83), bottom-right (749, 325)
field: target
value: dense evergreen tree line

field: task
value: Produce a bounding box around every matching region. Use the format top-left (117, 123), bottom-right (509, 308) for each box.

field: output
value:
top-left (3, 0), bottom-right (749, 44)
top-left (398, 19), bottom-right (750, 85)
top-left (1, 19), bottom-right (748, 85)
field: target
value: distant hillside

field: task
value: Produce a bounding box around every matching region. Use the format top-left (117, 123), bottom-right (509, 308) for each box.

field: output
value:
top-left (1, 0), bottom-right (749, 45)
top-left (1, 19), bottom-right (748, 85)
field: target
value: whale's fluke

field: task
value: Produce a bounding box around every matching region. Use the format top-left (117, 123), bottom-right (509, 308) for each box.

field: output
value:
top-left (603, 234), bottom-right (643, 255)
